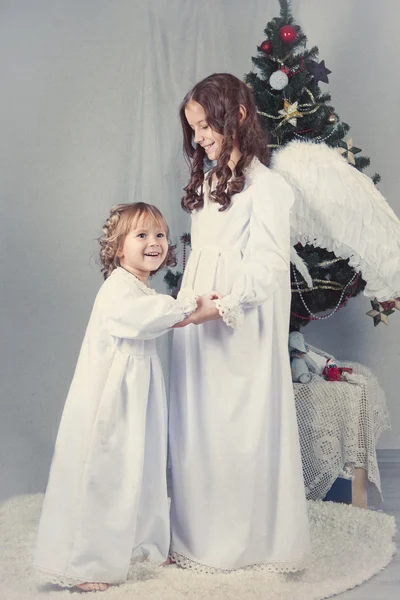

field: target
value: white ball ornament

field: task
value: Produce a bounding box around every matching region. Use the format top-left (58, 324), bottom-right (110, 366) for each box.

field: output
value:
top-left (269, 69), bottom-right (289, 90)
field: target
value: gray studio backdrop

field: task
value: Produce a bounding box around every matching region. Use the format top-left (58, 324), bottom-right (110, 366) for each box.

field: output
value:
top-left (1, 0), bottom-right (399, 503)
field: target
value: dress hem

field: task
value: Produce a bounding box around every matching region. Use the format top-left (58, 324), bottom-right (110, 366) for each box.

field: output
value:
top-left (33, 555), bottom-right (150, 588)
top-left (169, 550), bottom-right (309, 574)
top-left (33, 564), bottom-right (126, 588)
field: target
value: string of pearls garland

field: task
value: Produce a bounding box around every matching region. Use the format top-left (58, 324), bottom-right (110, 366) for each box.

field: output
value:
top-left (291, 264), bottom-right (358, 320)
top-left (293, 123), bottom-right (338, 144)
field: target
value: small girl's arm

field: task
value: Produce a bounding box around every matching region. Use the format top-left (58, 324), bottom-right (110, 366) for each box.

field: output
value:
top-left (173, 291), bottom-right (222, 328)
top-left (104, 283), bottom-right (197, 340)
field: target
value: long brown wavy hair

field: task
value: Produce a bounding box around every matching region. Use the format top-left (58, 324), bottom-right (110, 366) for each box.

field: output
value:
top-left (180, 73), bottom-right (270, 212)
top-left (98, 202), bottom-right (176, 279)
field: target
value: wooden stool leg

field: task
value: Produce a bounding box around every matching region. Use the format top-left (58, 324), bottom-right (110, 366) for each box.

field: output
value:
top-left (352, 467), bottom-right (368, 508)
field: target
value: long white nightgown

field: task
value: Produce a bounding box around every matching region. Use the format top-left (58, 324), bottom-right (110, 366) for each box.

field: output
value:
top-left (169, 158), bottom-right (310, 572)
top-left (33, 267), bottom-right (196, 586)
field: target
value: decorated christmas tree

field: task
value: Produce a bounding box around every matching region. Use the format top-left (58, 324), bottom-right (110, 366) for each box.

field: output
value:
top-left (245, 0), bottom-right (379, 330)
top-left (165, 0), bottom-right (396, 329)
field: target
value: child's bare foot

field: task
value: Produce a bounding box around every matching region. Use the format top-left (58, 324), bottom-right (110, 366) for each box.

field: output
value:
top-left (161, 556), bottom-right (175, 567)
top-left (76, 582), bottom-right (110, 592)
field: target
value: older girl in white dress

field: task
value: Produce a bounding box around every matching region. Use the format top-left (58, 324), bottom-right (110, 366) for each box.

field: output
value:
top-left (169, 73), bottom-right (310, 572)
top-left (33, 202), bottom-right (215, 591)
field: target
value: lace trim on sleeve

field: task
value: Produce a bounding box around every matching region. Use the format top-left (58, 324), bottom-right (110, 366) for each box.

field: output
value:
top-left (214, 295), bottom-right (244, 329)
top-left (176, 287), bottom-right (198, 317)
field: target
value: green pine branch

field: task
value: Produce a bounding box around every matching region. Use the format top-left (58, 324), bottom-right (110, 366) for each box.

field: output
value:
top-left (164, 270), bottom-right (182, 290)
top-left (279, 0), bottom-right (290, 21)
top-left (163, 233), bottom-right (191, 292)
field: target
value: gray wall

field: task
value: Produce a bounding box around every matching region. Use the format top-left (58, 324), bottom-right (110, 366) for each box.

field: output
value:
top-left (1, 0), bottom-right (399, 503)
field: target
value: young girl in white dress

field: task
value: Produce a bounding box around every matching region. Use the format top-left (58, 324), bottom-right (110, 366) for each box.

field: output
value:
top-left (168, 73), bottom-right (311, 572)
top-left (33, 202), bottom-right (215, 591)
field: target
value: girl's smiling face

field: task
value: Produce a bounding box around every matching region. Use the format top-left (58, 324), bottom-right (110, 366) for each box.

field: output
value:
top-left (184, 100), bottom-right (224, 162)
top-left (118, 217), bottom-right (168, 282)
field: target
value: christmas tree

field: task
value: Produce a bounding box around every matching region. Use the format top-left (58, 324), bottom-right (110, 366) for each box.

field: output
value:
top-left (165, 0), bottom-right (387, 328)
top-left (245, 0), bottom-right (380, 331)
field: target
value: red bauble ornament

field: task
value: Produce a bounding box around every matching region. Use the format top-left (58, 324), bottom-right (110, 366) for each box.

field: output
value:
top-left (260, 39), bottom-right (272, 54)
top-left (280, 25), bottom-right (296, 43)
top-left (380, 300), bottom-right (395, 311)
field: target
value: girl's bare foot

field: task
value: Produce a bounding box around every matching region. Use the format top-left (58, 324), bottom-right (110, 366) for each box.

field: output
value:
top-left (161, 556), bottom-right (175, 567)
top-left (76, 582), bottom-right (110, 592)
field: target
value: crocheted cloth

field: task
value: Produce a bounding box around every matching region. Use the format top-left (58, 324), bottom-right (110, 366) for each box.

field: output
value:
top-left (294, 346), bottom-right (390, 503)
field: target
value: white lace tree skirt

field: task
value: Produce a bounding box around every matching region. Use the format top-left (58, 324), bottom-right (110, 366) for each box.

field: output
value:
top-left (0, 494), bottom-right (396, 600)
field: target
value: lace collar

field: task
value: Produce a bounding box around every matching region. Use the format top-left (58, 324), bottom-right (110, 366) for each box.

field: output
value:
top-left (114, 267), bottom-right (157, 295)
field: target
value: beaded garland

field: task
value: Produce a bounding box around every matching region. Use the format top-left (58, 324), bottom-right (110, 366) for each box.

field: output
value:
top-left (291, 265), bottom-right (359, 322)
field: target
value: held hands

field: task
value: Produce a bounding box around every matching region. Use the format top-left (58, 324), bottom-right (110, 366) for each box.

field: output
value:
top-left (174, 292), bottom-right (222, 328)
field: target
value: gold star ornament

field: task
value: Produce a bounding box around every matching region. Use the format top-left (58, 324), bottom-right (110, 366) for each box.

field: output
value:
top-left (278, 100), bottom-right (302, 127)
top-left (366, 299), bottom-right (395, 327)
top-left (336, 138), bottom-right (362, 165)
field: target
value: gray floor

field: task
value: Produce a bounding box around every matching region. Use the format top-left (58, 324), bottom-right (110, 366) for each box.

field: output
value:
top-left (337, 450), bottom-right (399, 600)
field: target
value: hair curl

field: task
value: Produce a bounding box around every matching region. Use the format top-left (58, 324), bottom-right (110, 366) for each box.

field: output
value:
top-left (180, 73), bottom-right (270, 212)
top-left (98, 202), bottom-right (176, 279)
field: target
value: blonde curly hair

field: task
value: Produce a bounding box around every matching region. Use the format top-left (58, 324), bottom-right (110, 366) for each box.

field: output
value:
top-left (99, 202), bottom-right (177, 279)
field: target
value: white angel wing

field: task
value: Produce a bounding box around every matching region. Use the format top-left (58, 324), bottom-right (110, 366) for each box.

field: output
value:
top-left (271, 140), bottom-right (400, 301)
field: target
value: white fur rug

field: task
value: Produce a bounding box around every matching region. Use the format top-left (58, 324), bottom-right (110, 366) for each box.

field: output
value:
top-left (0, 494), bottom-right (396, 600)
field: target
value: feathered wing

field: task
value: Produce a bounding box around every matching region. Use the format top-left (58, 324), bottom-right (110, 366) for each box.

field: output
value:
top-left (271, 140), bottom-right (400, 301)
